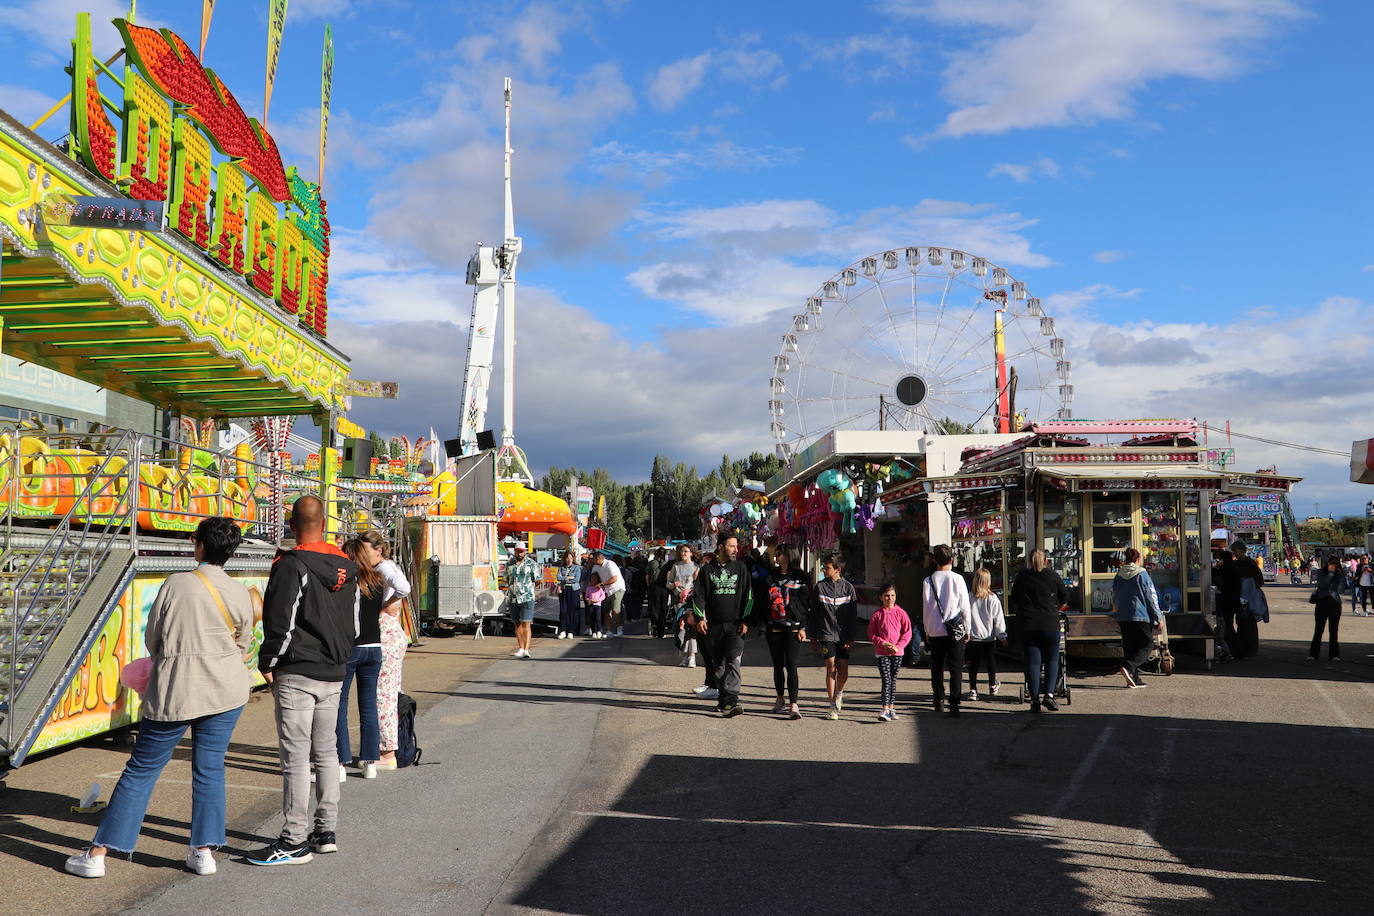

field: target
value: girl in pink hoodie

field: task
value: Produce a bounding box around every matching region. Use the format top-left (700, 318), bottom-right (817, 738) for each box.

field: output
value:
top-left (868, 584), bottom-right (913, 722)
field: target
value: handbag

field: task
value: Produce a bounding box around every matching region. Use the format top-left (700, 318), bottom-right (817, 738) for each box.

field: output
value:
top-left (1308, 589), bottom-right (1319, 605)
top-left (930, 578), bottom-right (967, 641)
top-left (122, 571), bottom-right (238, 695)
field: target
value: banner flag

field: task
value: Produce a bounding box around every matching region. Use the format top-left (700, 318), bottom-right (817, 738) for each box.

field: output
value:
top-left (199, 0), bottom-right (215, 59)
top-left (320, 23), bottom-right (333, 186)
top-left (263, 0), bottom-right (289, 126)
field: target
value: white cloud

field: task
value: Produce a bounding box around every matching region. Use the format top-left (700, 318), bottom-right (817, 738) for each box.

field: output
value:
top-left (288, 0), bottom-right (353, 20)
top-left (647, 53), bottom-right (716, 111)
top-left (0, 0), bottom-right (135, 61)
top-left (868, 103), bottom-right (897, 122)
top-left (1360, 265), bottom-right (1374, 272)
top-left (0, 84), bottom-right (59, 126)
top-left (988, 163), bottom-right (1031, 183)
top-left (332, 288), bottom-right (781, 480)
top-left (885, 0), bottom-right (1305, 138)
top-left (1041, 293), bottom-right (1372, 515)
top-left (646, 43), bottom-right (784, 112)
top-left (801, 32), bottom-right (921, 79)
top-left (988, 156), bottom-right (1059, 182)
top-left (631, 197), bottom-right (1052, 324)
top-left (1093, 249), bottom-right (1128, 264)
top-left (588, 139), bottom-right (801, 178)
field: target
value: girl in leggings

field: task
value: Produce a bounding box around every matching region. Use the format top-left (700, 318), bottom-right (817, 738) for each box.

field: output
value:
top-left (964, 568), bottom-right (1007, 700)
top-left (756, 551), bottom-right (811, 719)
top-left (867, 584), bottom-right (911, 722)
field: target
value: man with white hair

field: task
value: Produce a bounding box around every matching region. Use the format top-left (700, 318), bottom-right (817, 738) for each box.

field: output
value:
top-left (506, 542), bottom-right (541, 659)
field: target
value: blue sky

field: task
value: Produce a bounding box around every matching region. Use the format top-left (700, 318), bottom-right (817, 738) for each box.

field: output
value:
top-left (1, 0), bottom-right (1370, 515)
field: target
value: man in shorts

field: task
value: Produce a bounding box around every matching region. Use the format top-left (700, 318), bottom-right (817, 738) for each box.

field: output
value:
top-left (505, 542), bottom-right (541, 658)
top-left (591, 551), bottom-right (626, 637)
top-left (809, 554), bottom-right (858, 720)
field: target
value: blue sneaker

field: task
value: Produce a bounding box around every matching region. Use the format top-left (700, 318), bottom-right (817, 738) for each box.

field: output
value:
top-left (245, 837), bottom-right (313, 866)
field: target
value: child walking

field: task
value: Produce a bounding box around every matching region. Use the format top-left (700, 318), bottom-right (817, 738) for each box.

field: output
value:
top-left (964, 568), bottom-right (1007, 701)
top-left (867, 584), bottom-right (912, 722)
top-left (584, 574), bottom-right (606, 639)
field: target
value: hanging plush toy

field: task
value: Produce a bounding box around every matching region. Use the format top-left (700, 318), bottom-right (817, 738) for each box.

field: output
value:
top-left (816, 469), bottom-right (857, 534)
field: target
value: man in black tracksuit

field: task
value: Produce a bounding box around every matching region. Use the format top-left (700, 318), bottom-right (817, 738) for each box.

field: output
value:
top-left (690, 534), bottom-right (753, 716)
top-left (248, 495), bottom-right (359, 866)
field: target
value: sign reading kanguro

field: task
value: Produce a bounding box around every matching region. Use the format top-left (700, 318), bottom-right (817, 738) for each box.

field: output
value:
top-left (67, 13), bottom-right (332, 335)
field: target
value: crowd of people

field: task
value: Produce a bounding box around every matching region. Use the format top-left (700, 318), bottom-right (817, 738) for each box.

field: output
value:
top-left (537, 533), bottom-right (1200, 721)
top-left (66, 494), bottom-right (412, 878)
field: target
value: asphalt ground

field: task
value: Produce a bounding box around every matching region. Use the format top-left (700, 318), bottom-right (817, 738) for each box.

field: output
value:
top-left (1, 586), bottom-right (1371, 915)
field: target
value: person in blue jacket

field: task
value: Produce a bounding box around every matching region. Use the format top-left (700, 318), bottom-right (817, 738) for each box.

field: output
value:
top-left (1111, 547), bottom-right (1160, 689)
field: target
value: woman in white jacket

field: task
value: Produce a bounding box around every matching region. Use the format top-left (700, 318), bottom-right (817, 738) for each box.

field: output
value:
top-left (357, 530), bottom-right (411, 769)
top-left (963, 568), bottom-right (1006, 701)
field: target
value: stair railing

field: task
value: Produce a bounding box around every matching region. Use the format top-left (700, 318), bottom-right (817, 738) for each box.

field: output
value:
top-left (0, 427), bottom-right (137, 749)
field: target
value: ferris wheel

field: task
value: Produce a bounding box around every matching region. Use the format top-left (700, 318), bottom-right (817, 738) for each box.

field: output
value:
top-left (769, 246), bottom-right (1073, 458)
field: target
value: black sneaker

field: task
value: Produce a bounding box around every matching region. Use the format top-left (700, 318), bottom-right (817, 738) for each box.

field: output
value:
top-left (245, 837), bottom-right (313, 866)
top-left (719, 704), bottom-right (743, 718)
top-left (948, 705), bottom-right (961, 719)
top-left (1042, 696), bottom-right (1060, 712)
top-left (309, 830), bottom-right (338, 854)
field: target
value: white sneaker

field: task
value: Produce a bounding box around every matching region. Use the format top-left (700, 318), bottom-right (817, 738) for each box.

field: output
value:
top-left (835, 692), bottom-right (844, 712)
top-left (962, 690), bottom-right (978, 702)
top-left (698, 687), bottom-right (720, 700)
top-left (185, 847), bottom-right (216, 875)
top-left (678, 655), bottom-right (691, 667)
top-left (65, 849), bottom-right (105, 878)
top-left (339, 765), bottom-right (348, 784)
top-left (362, 762), bottom-right (377, 779)
top-left (556, 631), bottom-right (566, 640)
top-left (989, 682), bottom-right (1001, 696)
top-left (615, 628), bottom-right (625, 637)
top-left (687, 655), bottom-right (697, 668)
top-left (692, 685), bottom-right (710, 695)
top-left (511, 648), bottom-right (525, 657)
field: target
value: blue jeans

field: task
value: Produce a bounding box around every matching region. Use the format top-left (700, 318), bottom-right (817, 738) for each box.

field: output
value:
top-left (558, 589), bottom-right (582, 634)
top-left (336, 645), bottom-right (383, 764)
top-left (1022, 628), bottom-right (1060, 700)
top-left (93, 705), bottom-right (244, 852)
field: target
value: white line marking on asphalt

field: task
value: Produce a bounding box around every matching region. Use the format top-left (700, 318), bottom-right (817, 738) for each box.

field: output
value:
top-left (1140, 727), bottom-right (1176, 839)
top-left (570, 810), bottom-right (1336, 870)
top-left (1045, 725), bottom-right (1114, 824)
top-left (1312, 681), bottom-right (1363, 736)
top-left (97, 771), bottom-right (279, 792)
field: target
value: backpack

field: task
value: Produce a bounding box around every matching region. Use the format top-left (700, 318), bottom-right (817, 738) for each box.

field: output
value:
top-left (396, 693), bottom-right (422, 768)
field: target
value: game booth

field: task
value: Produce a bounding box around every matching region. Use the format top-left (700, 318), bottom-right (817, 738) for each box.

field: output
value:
top-left (765, 421), bottom-right (1300, 668)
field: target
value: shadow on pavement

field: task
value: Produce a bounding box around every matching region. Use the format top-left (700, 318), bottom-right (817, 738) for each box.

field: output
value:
top-left (510, 713), bottom-right (1373, 914)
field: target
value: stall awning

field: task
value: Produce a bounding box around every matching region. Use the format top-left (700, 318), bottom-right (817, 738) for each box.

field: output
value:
top-left (1038, 465), bottom-right (1226, 491)
top-left (0, 111), bottom-right (349, 418)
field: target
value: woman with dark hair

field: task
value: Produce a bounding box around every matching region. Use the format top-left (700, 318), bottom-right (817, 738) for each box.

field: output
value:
top-left (66, 518), bottom-right (254, 878)
top-left (1111, 547), bottom-right (1160, 689)
top-left (1310, 555), bottom-right (1345, 661)
top-left (337, 538), bottom-right (385, 780)
top-left (555, 550), bottom-right (583, 640)
top-left (754, 550), bottom-right (810, 719)
top-left (1009, 549), bottom-right (1070, 713)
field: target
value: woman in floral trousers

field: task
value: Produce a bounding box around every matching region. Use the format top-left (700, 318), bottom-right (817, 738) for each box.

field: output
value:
top-left (358, 530), bottom-right (411, 768)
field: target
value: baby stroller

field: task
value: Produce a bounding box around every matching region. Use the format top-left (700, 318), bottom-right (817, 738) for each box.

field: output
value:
top-left (1020, 612), bottom-right (1072, 705)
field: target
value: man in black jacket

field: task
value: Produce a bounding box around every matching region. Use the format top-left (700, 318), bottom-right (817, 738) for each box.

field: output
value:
top-left (690, 534), bottom-right (753, 717)
top-left (247, 494), bottom-right (359, 866)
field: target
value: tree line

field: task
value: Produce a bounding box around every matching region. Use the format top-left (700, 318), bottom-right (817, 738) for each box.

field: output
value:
top-left (538, 452), bottom-right (785, 544)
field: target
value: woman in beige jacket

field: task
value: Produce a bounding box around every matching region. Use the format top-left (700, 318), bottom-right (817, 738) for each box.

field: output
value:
top-left (66, 517), bottom-right (255, 879)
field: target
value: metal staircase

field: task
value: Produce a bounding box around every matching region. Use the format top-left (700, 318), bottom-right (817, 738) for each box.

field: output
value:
top-left (1, 430), bottom-right (138, 767)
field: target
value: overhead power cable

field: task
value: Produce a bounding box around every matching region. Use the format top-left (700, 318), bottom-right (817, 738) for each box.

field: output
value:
top-left (1203, 424), bottom-right (1349, 459)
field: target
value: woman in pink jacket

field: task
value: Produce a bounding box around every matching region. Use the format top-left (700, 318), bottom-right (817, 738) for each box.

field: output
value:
top-left (868, 584), bottom-right (913, 722)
